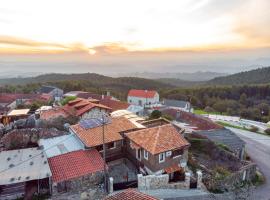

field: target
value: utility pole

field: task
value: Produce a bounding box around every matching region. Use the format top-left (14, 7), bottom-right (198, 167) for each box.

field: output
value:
top-left (102, 114), bottom-right (108, 193)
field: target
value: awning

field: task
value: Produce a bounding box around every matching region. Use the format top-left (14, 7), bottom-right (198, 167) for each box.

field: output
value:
top-left (164, 165), bottom-right (182, 174)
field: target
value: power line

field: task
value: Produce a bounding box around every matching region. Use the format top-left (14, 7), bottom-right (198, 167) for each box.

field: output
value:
top-left (0, 133), bottom-right (75, 175)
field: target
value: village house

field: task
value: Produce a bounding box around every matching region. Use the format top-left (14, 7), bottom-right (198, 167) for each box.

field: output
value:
top-left (37, 85), bottom-right (63, 101)
top-left (70, 117), bottom-right (138, 161)
top-left (127, 89), bottom-right (159, 107)
top-left (39, 98), bottom-right (112, 121)
top-left (163, 99), bottom-right (192, 112)
top-left (63, 98), bottom-right (111, 119)
top-left (48, 149), bottom-right (106, 194)
top-left (124, 124), bottom-right (190, 180)
top-left (0, 148), bottom-right (52, 199)
top-left (0, 93), bottom-right (52, 114)
top-left (1, 108), bottom-right (30, 126)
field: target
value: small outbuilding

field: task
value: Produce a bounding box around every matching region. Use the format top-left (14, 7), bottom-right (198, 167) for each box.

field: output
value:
top-left (0, 148), bottom-right (52, 199)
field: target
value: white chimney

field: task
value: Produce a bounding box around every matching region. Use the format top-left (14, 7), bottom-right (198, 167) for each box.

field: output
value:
top-left (176, 110), bottom-right (181, 119)
top-left (102, 94), bottom-right (104, 99)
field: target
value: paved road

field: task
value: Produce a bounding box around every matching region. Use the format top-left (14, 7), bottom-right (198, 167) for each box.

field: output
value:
top-left (228, 127), bottom-right (270, 200)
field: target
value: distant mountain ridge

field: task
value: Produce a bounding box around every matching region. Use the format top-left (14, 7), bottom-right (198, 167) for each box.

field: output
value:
top-left (117, 71), bottom-right (228, 81)
top-left (207, 66), bottom-right (270, 85)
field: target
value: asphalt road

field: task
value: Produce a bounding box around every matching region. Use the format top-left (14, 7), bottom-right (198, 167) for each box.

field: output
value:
top-left (228, 127), bottom-right (270, 200)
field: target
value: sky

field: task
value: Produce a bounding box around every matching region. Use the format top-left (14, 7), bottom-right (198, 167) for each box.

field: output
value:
top-left (0, 0), bottom-right (270, 75)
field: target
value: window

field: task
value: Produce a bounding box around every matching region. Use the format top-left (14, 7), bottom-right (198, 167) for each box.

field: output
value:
top-left (172, 149), bottom-right (183, 158)
top-left (96, 145), bottom-right (103, 152)
top-left (107, 142), bottom-right (116, 149)
top-left (144, 150), bottom-right (149, 160)
top-left (166, 151), bottom-right (172, 157)
top-left (136, 149), bottom-right (141, 160)
top-left (159, 152), bottom-right (165, 163)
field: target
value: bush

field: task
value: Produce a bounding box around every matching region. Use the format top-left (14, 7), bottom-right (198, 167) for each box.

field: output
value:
top-left (60, 96), bottom-right (77, 106)
top-left (249, 126), bottom-right (259, 132)
top-left (213, 166), bottom-right (231, 180)
top-left (150, 110), bottom-right (162, 119)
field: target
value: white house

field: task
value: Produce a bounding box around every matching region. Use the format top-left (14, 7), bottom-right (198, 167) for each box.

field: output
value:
top-left (127, 89), bottom-right (159, 107)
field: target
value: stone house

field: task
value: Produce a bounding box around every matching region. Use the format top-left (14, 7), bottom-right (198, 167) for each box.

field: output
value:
top-left (124, 124), bottom-right (190, 180)
top-left (38, 85), bottom-right (63, 101)
top-left (127, 89), bottom-right (159, 107)
top-left (70, 117), bottom-right (138, 161)
top-left (163, 99), bottom-right (192, 112)
top-left (63, 98), bottom-right (112, 120)
top-left (48, 149), bottom-right (105, 194)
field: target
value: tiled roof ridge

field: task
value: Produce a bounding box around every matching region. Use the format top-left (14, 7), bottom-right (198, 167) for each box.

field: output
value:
top-left (152, 125), bottom-right (162, 153)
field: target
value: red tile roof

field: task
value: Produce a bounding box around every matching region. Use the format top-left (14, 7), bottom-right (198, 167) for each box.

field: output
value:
top-left (128, 90), bottom-right (157, 98)
top-left (40, 107), bottom-right (71, 121)
top-left (64, 98), bottom-right (112, 117)
top-left (161, 108), bottom-right (222, 131)
top-left (71, 117), bottom-right (138, 147)
top-left (125, 124), bottom-right (190, 155)
top-left (0, 93), bottom-right (52, 104)
top-left (48, 149), bottom-right (105, 183)
top-left (105, 189), bottom-right (158, 200)
top-left (99, 99), bottom-right (130, 112)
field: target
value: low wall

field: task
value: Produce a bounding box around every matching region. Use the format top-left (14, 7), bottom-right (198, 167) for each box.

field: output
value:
top-left (207, 162), bottom-right (256, 192)
top-left (137, 172), bottom-right (194, 190)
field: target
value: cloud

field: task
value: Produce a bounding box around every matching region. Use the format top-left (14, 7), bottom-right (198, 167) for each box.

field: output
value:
top-left (232, 0), bottom-right (270, 47)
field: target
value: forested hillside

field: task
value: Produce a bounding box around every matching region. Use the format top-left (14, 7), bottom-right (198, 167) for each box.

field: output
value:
top-left (0, 73), bottom-right (173, 100)
top-left (208, 67), bottom-right (270, 85)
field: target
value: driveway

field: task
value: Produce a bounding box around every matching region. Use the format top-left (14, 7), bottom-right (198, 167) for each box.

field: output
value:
top-left (227, 127), bottom-right (270, 200)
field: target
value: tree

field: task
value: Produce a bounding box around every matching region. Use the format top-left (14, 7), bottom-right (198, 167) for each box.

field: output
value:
top-left (212, 101), bottom-right (228, 114)
top-left (239, 93), bottom-right (247, 106)
top-left (150, 110), bottom-right (162, 119)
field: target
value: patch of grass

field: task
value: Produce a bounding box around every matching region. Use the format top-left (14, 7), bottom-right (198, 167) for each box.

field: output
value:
top-left (213, 166), bottom-right (231, 180)
top-left (252, 171), bottom-right (265, 186)
top-left (217, 143), bottom-right (232, 153)
top-left (194, 109), bottom-right (220, 115)
top-left (217, 121), bottom-right (250, 131)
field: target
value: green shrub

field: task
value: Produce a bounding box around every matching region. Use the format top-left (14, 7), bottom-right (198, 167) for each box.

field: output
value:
top-left (213, 166), bottom-right (231, 180)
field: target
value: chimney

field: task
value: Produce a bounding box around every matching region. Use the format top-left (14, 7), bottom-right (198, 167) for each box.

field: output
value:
top-left (102, 94), bottom-right (104, 99)
top-left (106, 91), bottom-right (110, 97)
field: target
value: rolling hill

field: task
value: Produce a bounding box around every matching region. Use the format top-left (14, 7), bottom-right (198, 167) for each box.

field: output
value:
top-left (207, 66), bottom-right (270, 85)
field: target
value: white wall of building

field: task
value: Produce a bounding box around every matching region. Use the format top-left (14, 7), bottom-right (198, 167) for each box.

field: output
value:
top-left (127, 93), bottom-right (159, 107)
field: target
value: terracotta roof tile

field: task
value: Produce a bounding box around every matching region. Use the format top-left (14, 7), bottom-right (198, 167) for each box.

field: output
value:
top-left (71, 117), bottom-right (138, 147)
top-left (48, 149), bottom-right (105, 183)
top-left (125, 124), bottom-right (189, 155)
top-left (65, 98), bottom-right (111, 117)
top-left (105, 189), bottom-right (158, 200)
top-left (99, 99), bottom-right (130, 112)
top-left (128, 90), bottom-right (157, 98)
top-left (161, 108), bottom-right (222, 130)
top-left (40, 107), bottom-right (70, 121)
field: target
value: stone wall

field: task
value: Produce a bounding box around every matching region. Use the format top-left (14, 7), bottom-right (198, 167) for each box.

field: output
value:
top-left (137, 172), bottom-right (192, 190)
top-left (207, 162), bottom-right (256, 192)
top-left (52, 171), bottom-right (104, 195)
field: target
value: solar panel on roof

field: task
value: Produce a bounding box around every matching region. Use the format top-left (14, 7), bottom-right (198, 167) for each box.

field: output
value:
top-left (79, 117), bottom-right (111, 129)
